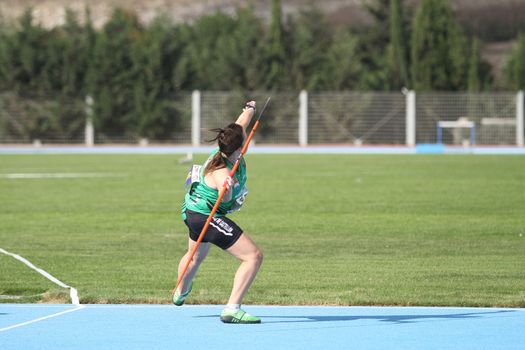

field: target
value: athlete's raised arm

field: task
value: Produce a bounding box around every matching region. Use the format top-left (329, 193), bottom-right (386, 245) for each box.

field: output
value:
top-left (235, 100), bottom-right (256, 133)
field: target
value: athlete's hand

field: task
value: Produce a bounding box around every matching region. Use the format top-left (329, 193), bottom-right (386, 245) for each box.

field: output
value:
top-left (223, 176), bottom-right (233, 191)
top-left (243, 101), bottom-right (256, 113)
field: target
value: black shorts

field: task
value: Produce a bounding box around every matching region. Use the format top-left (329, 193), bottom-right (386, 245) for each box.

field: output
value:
top-left (184, 210), bottom-right (243, 250)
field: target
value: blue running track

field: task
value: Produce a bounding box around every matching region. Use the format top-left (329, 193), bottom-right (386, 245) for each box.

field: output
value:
top-left (1, 304), bottom-right (524, 350)
top-left (2, 145), bottom-right (525, 155)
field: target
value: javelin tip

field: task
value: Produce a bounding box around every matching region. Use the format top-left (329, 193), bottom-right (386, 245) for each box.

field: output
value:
top-left (256, 96), bottom-right (271, 121)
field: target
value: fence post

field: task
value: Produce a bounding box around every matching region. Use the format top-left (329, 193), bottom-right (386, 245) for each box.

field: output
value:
top-left (299, 90), bottom-right (308, 146)
top-left (192, 90), bottom-right (201, 147)
top-left (85, 95), bottom-right (94, 147)
top-left (517, 91), bottom-right (524, 147)
top-left (406, 90), bottom-right (416, 147)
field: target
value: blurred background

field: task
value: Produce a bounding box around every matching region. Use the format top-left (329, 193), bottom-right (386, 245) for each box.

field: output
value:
top-left (0, 0), bottom-right (524, 146)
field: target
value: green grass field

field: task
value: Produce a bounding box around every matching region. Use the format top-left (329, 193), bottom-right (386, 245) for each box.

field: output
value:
top-left (1, 154), bottom-right (524, 307)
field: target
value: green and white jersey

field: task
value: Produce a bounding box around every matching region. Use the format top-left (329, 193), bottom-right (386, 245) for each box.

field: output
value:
top-left (182, 148), bottom-right (248, 220)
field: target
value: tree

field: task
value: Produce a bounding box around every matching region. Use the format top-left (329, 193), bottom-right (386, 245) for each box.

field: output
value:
top-left (177, 8), bottom-right (264, 90)
top-left (171, 23), bottom-right (195, 91)
top-left (131, 15), bottom-right (183, 139)
top-left (85, 9), bottom-right (144, 138)
top-left (467, 38), bottom-right (481, 92)
top-left (504, 32), bottom-right (525, 90)
top-left (180, 12), bottom-right (236, 90)
top-left (286, 7), bottom-right (334, 90)
top-left (386, 0), bottom-right (410, 90)
top-left (321, 30), bottom-right (363, 90)
top-left (266, 0), bottom-right (286, 89)
top-left (0, 16), bottom-right (12, 90)
top-left (358, 0), bottom-right (390, 90)
top-left (231, 7), bottom-right (267, 90)
top-left (0, 9), bottom-right (50, 92)
top-left (60, 8), bottom-right (92, 96)
top-left (38, 8), bottom-right (92, 95)
top-left (411, 0), bottom-right (468, 91)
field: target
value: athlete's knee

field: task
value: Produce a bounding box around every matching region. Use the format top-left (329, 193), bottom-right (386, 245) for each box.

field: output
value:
top-left (195, 254), bottom-right (207, 264)
top-left (252, 248), bottom-right (263, 265)
top-left (190, 251), bottom-right (207, 264)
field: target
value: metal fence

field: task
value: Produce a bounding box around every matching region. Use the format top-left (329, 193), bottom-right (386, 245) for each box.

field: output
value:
top-left (308, 92), bottom-right (406, 145)
top-left (1, 90), bottom-right (523, 146)
top-left (416, 92), bottom-right (520, 145)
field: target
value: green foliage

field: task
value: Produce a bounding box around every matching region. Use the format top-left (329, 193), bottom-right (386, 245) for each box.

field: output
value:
top-left (0, 9), bottom-right (89, 141)
top-left (130, 16), bottom-right (181, 138)
top-left (1, 10), bottom-right (50, 92)
top-left (0, 17), bottom-right (12, 90)
top-left (411, 0), bottom-right (468, 91)
top-left (56, 9), bottom-right (92, 96)
top-left (266, 0), bottom-right (286, 89)
top-left (85, 9), bottom-right (144, 138)
top-left (466, 38), bottom-right (492, 92)
top-left (357, 0), bottom-right (390, 90)
top-left (286, 7), bottom-right (333, 90)
top-left (386, 0), bottom-right (410, 90)
top-left (0, 8), bottom-right (92, 94)
top-left (177, 8), bottom-right (264, 91)
top-left (504, 32), bottom-right (525, 90)
top-left (321, 30), bottom-right (363, 90)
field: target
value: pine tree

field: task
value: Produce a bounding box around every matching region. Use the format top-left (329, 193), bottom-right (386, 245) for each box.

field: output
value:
top-left (132, 14), bottom-right (182, 139)
top-left (386, 0), bottom-right (410, 90)
top-left (184, 12), bottom-right (235, 89)
top-left (504, 32), bottom-right (525, 90)
top-left (82, 6), bottom-right (97, 85)
top-left (85, 9), bottom-right (144, 138)
top-left (61, 9), bottom-right (90, 96)
top-left (467, 38), bottom-right (481, 92)
top-left (358, 0), bottom-right (390, 90)
top-left (171, 23), bottom-right (195, 90)
top-left (0, 16), bottom-right (12, 90)
top-left (229, 7), bottom-right (266, 90)
top-left (322, 30), bottom-right (363, 90)
top-left (7, 9), bottom-right (49, 92)
top-left (266, 0), bottom-right (286, 89)
top-left (411, 0), bottom-right (468, 91)
top-left (176, 7), bottom-right (265, 91)
top-left (287, 7), bottom-right (333, 90)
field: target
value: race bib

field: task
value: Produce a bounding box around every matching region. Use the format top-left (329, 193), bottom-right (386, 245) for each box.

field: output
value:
top-left (184, 165), bottom-right (202, 192)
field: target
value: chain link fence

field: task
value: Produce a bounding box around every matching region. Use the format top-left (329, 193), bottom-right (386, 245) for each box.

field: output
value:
top-left (308, 92), bottom-right (406, 145)
top-left (0, 91), bottom-right (86, 144)
top-left (200, 91), bottom-right (299, 144)
top-left (416, 92), bottom-right (518, 145)
top-left (1, 90), bottom-right (523, 146)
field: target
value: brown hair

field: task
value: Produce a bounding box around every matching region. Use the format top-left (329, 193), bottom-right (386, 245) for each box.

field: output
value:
top-left (205, 123), bottom-right (244, 174)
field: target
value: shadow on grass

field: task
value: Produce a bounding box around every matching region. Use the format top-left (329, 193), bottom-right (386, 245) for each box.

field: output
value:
top-left (196, 310), bottom-right (515, 324)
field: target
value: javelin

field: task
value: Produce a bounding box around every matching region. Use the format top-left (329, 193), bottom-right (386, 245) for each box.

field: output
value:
top-left (173, 96), bottom-right (271, 295)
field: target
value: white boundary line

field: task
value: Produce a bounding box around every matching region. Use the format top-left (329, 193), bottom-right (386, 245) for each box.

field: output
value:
top-left (0, 173), bottom-right (126, 179)
top-left (2, 145), bottom-right (524, 155)
top-left (0, 305), bottom-right (85, 332)
top-left (0, 248), bottom-right (80, 305)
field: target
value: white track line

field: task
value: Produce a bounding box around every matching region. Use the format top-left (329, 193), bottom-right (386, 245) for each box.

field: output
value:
top-left (0, 248), bottom-right (80, 305)
top-left (1, 173), bottom-right (125, 179)
top-left (0, 305), bottom-right (85, 332)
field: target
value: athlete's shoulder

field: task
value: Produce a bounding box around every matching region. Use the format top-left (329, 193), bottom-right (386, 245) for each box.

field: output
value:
top-left (208, 147), bottom-right (220, 158)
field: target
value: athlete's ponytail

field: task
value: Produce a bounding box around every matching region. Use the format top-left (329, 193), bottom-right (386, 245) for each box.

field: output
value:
top-left (205, 123), bottom-right (244, 174)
